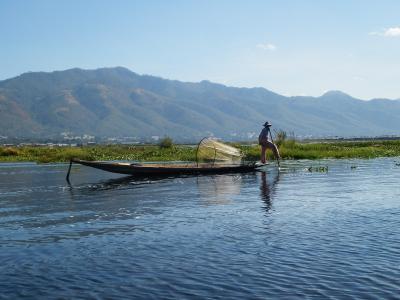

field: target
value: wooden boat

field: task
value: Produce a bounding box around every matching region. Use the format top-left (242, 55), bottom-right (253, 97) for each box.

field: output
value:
top-left (66, 138), bottom-right (266, 182)
top-left (68, 158), bottom-right (259, 178)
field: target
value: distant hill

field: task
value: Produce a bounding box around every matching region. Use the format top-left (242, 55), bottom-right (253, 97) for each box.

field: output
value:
top-left (1, 67), bottom-right (400, 141)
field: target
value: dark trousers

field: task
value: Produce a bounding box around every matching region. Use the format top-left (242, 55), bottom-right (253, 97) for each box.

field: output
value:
top-left (260, 141), bottom-right (280, 163)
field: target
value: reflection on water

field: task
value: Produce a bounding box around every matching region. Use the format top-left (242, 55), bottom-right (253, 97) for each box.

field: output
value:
top-left (1, 159), bottom-right (400, 299)
top-left (71, 171), bottom-right (280, 210)
top-left (260, 171), bottom-right (280, 213)
top-left (197, 174), bottom-right (242, 205)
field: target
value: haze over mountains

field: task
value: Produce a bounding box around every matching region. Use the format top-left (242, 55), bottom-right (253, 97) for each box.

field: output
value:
top-left (1, 67), bottom-right (400, 142)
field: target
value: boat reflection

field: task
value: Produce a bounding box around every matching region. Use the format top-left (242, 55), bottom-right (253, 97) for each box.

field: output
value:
top-left (67, 170), bottom-right (280, 214)
top-left (196, 174), bottom-right (243, 205)
top-left (67, 174), bottom-right (180, 192)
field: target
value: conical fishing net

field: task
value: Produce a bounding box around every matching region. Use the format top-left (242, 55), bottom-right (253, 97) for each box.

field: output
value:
top-left (196, 137), bottom-right (243, 166)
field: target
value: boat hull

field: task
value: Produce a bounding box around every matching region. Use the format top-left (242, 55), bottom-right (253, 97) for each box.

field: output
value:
top-left (71, 159), bottom-right (259, 176)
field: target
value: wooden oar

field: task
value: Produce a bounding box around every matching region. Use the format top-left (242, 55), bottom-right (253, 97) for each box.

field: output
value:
top-left (66, 159), bottom-right (73, 184)
top-left (268, 128), bottom-right (280, 167)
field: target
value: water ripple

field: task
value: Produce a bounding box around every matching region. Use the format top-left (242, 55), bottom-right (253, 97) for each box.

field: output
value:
top-left (0, 159), bottom-right (399, 298)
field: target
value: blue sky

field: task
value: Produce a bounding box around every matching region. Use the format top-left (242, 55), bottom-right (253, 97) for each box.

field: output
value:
top-left (1, 0), bottom-right (400, 99)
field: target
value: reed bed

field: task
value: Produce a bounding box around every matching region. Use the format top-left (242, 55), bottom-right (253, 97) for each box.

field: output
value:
top-left (1, 140), bottom-right (400, 163)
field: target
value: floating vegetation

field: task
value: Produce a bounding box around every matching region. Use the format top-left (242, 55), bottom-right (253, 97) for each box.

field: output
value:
top-left (307, 166), bottom-right (328, 173)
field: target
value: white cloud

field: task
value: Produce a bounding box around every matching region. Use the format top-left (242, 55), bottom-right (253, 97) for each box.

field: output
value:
top-left (369, 26), bottom-right (400, 37)
top-left (384, 27), bottom-right (400, 37)
top-left (257, 43), bottom-right (277, 51)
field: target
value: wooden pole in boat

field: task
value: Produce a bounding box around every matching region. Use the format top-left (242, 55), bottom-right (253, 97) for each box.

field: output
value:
top-left (268, 127), bottom-right (280, 167)
top-left (66, 159), bottom-right (73, 184)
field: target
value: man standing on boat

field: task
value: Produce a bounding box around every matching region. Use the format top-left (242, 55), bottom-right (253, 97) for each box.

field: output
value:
top-left (258, 121), bottom-right (280, 164)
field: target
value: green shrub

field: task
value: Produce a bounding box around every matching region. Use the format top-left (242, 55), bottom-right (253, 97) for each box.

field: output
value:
top-left (0, 147), bottom-right (20, 156)
top-left (159, 136), bottom-right (174, 149)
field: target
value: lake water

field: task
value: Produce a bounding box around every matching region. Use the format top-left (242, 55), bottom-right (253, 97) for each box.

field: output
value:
top-left (1, 158), bottom-right (399, 299)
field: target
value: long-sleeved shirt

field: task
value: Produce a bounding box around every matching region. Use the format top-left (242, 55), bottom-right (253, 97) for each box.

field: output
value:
top-left (258, 127), bottom-right (270, 144)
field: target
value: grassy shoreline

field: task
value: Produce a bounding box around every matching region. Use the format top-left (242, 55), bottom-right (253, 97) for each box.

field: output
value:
top-left (1, 140), bottom-right (400, 163)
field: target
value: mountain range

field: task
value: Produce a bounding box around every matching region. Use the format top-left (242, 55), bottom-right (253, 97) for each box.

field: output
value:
top-left (1, 67), bottom-right (400, 141)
